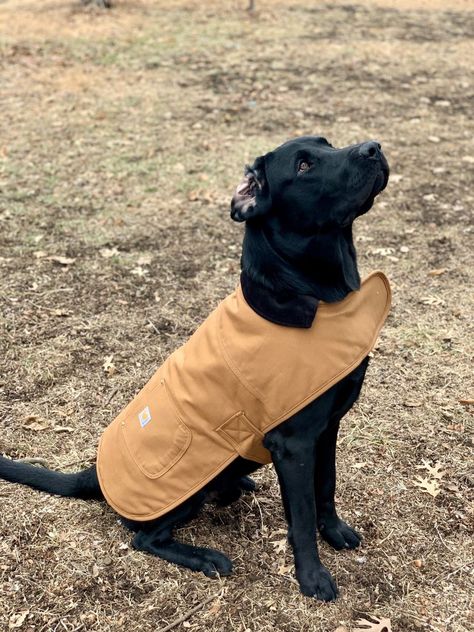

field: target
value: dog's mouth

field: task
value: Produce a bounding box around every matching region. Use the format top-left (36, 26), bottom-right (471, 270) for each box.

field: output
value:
top-left (340, 165), bottom-right (389, 228)
top-left (374, 165), bottom-right (389, 194)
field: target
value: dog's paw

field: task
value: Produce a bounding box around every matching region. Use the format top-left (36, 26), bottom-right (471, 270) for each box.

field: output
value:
top-left (238, 475), bottom-right (258, 492)
top-left (318, 517), bottom-right (362, 550)
top-left (213, 475), bottom-right (257, 506)
top-left (297, 564), bottom-right (338, 601)
top-left (214, 487), bottom-right (242, 506)
top-left (200, 549), bottom-right (233, 578)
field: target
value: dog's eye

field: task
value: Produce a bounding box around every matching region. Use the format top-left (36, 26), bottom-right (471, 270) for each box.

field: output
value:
top-left (297, 160), bottom-right (311, 174)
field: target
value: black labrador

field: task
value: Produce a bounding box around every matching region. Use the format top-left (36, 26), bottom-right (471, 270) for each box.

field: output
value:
top-left (0, 136), bottom-right (389, 601)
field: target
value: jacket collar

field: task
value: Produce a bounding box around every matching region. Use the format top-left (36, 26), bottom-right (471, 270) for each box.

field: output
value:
top-left (240, 271), bottom-right (319, 328)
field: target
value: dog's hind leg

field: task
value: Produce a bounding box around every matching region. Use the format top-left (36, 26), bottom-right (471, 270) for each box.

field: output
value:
top-left (128, 490), bottom-right (233, 577)
top-left (238, 475), bottom-right (257, 492)
top-left (206, 458), bottom-right (260, 506)
top-left (132, 530), bottom-right (233, 577)
top-left (213, 475), bottom-right (257, 506)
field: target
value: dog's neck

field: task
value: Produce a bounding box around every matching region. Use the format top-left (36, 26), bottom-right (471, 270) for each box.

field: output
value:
top-left (241, 223), bottom-right (361, 305)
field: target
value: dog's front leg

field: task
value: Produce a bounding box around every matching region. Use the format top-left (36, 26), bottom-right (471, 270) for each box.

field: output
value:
top-left (264, 432), bottom-right (338, 601)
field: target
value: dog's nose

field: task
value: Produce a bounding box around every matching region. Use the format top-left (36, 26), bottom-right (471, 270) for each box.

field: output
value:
top-left (359, 141), bottom-right (382, 159)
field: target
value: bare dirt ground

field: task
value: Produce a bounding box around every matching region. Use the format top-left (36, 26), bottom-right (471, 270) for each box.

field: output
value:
top-left (0, 1), bottom-right (473, 631)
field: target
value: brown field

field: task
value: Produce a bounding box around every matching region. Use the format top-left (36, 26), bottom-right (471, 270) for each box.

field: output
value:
top-left (0, 1), bottom-right (473, 631)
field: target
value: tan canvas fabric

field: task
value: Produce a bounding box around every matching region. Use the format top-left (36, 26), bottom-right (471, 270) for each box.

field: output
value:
top-left (97, 271), bottom-right (391, 521)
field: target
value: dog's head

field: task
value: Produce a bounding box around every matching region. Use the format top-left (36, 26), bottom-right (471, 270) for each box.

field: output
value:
top-left (231, 136), bottom-right (389, 232)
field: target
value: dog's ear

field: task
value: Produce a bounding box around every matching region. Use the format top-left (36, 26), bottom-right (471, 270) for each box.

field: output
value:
top-left (230, 155), bottom-right (272, 222)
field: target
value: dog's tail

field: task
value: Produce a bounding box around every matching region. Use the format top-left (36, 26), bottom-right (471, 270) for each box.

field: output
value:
top-left (0, 455), bottom-right (103, 500)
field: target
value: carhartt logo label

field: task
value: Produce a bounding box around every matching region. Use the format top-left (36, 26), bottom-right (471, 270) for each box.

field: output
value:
top-left (138, 406), bottom-right (152, 428)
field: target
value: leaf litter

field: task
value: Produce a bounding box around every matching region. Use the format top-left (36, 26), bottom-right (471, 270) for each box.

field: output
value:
top-left (1, 1), bottom-right (473, 631)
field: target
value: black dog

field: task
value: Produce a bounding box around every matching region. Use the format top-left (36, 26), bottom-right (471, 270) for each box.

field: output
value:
top-left (0, 136), bottom-right (389, 601)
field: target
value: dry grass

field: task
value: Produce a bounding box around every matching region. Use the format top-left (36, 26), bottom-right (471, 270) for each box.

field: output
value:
top-left (0, 1), bottom-right (473, 631)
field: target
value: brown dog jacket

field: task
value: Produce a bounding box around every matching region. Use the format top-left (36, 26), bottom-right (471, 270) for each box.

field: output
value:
top-left (97, 271), bottom-right (391, 521)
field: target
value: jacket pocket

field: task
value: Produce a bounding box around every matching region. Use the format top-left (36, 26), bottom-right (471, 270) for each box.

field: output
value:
top-left (120, 378), bottom-right (191, 479)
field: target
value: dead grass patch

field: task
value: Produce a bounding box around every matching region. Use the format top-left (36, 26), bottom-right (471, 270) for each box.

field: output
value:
top-left (1, 1), bottom-right (473, 631)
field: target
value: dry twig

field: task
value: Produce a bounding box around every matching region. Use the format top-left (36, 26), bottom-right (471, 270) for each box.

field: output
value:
top-left (157, 590), bottom-right (225, 632)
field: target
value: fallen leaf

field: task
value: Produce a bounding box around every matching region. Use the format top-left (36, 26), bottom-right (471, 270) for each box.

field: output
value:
top-left (459, 398), bottom-right (474, 406)
top-left (434, 100), bottom-right (451, 108)
top-left (271, 538), bottom-right (287, 554)
top-left (137, 254), bottom-right (153, 266)
top-left (428, 268), bottom-right (447, 276)
top-left (103, 355), bottom-right (117, 376)
top-left (277, 563), bottom-right (294, 575)
top-left (100, 247), bottom-right (120, 258)
top-left (207, 600), bottom-right (221, 616)
top-left (131, 266), bottom-right (148, 278)
top-left (354, 615), bottom-right (392, 632)
top-left (443, 482), bottom-right (461, 495)
top-left (371, 247), bottom-right (394, 257)
top-left (420, 295), bottom-right (445, 306)
top-left (33, 250), bottom-right (48, 259)
top-left (413, 558), bottom-right (424, 568)
top-left (52, 308), bottom-right (70, 317)
top-left (187, 189), bottom-right (201, 202)
top-left (47, 255), bottom-right (76, 266)
top-left (403, 399), bottom-right (423, 408)
top-left (413, 476), bottom-right (441, 498)
top-left (9, 611), bottom-right (29, 629)
top-left (416, 460), bottom-right (445, 480)
top-left (22, 415), bottom-right (50, 432)
top-left (53, 425), bottom-right (74, 433)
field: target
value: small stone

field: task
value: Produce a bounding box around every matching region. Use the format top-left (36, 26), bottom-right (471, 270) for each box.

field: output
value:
top-left (428, 136), bottom-right (440, 143)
